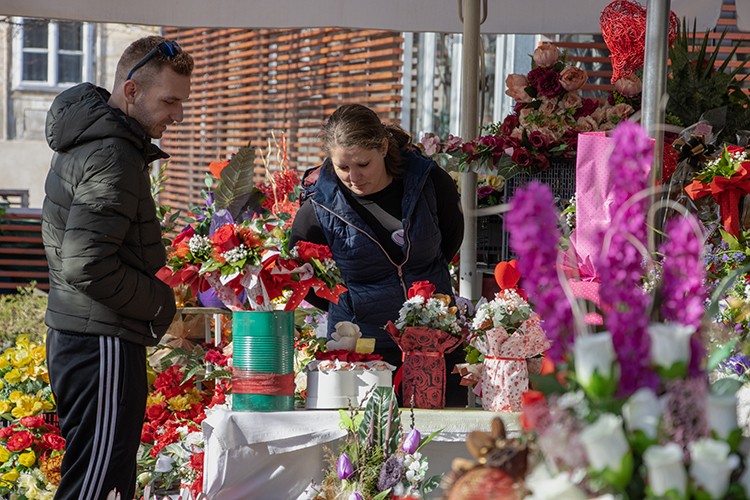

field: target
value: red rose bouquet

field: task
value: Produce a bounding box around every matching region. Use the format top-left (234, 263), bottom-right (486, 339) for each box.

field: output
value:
top-left (385, 281), bottom-right (465, 409)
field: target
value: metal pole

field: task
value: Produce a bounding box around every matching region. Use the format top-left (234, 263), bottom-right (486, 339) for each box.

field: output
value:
top-left (642, 0), bottom-right (670, 188)
top-left (459, 0), bottom-right (481, 300)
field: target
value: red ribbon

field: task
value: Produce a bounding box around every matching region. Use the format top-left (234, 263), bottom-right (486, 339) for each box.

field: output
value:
top-left (485, 355), bottom-right (525, 361)
top-left (232, 371), bottom-right (295, 396)
top-left (685, 164), bottom-right (750, 237)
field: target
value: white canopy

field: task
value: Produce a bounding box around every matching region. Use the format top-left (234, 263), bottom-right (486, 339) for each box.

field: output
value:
top-left (0, 0), bottom-right (730, 33)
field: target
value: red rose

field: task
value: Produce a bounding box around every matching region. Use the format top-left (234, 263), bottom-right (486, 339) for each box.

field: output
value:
top-left (6, 430), bottom-right (34, 451)
top-left (500, 114), bottom-right (519, 137)
top-left (407, 280), bottom-right (436, 300)
top-left (145, 403), bottom-right (169, 424)
top-left (172, 225), bottom-right (195, 248)
top-left (211, 224), bottom-right (241, 252)
top-left (20, 415), bottom-right (45, 429)
top-left (141, 425), bottom-right (156, 444)
top-left (295, 241), bottom-right (333, 261)
top-left (238, 227), bottom-right (263, 249)
top-left (42, 433), bottom-right (66, 451)
top-left (511, 147), bottom-right (532, 167)
top-left (0, 426), bottom-right (16, 439)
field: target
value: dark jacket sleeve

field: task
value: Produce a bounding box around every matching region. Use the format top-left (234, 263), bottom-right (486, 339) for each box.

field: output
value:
top-left (430, 167), bottom-right (464, 260)
top-left (59, 144), bottom-right (174, 323)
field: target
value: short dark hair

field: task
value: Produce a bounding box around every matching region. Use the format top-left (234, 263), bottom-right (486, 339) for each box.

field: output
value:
top-left (322, 104), bottom-right (412, 178)
top-left (115, 36), bottom-right (193, 86)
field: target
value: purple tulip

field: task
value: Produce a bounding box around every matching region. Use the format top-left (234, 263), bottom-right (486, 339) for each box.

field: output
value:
top-left (402, 428), bottom-right (421, 454)
top-left (348, 493), bottom-right (363, 500)
top-left (337, 453), bottom-right (354, 480)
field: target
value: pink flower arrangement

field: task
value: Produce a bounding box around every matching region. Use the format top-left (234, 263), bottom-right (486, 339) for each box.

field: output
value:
top-left (460, 42), bottom-right (636, 175)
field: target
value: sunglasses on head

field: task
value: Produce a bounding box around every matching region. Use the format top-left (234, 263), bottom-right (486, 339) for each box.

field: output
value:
top-left (126, 40), bottom-right (183, 80)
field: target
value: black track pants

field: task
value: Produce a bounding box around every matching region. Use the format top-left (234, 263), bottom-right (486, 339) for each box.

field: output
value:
top-left (46, 329), bottom-right (147, 500)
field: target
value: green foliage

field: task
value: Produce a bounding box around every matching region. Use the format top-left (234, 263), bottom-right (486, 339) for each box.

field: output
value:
top-left (666, 19), bottom-right (750, 144)
top-left (212, 146), bottom-right (263, 219)
top-left (150, 162), bottom-right (182, 239)
top-left (0, 284), bottom-right (48, 350)
top-left (358, 386), bottom-right (401, 457)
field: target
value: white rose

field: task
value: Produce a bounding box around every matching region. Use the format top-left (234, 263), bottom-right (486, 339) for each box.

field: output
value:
top-left (647, 323), bottom-right (693, 371)
top-left (643, 443), bottom-right (687, 496)
top-left (573, 332), bottom-right (617, 397)
top-left (707, 393), bottom-right (739, 439)
top-left (689, 438), bottom-right (740, 499)
top-left (622, 388), bottom-right (661, 438)
top-left (579, 413), bottom-right (630, 472)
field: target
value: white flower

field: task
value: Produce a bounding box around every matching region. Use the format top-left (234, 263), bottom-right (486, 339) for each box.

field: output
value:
top-left (643, 443), bottom-right (687, 496)
top-left (622, 388), bottom-right (661, 438)
top-left (647, 323), bottom-right (693, 370)
top-left (707, 393), bottom-right (739, 440)
top-left (154, 453), bottom-right (176, 473)
top-left (525, 466), bottom-right (587, 500)
top-left (579, 413), bottom-right (630, 473)
top-left (689, 438), bottom-right (740, 499)
top-left (188, 234), bottom-right (212, 258)
top-left (573, 333), bottom-right (617, 391)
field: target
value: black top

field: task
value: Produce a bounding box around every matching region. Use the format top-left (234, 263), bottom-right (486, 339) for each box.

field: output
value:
top-left (291, 166), bottom-right (463, 264)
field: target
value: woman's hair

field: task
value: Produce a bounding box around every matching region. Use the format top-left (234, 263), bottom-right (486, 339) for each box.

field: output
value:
top-left (322, 104), bottom-right (412, 178)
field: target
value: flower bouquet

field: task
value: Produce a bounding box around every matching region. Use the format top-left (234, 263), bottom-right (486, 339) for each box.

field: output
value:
top-left (0, 415), bottom-right (65, 499)
top-left (0, 334), bottom-right (55, 423)
top-left (504, 121), bottom-right (750, 499)
top-left (158, 137), bottom-right (346, 311)
top-left (315, 387), bottom-right (441, 499)
top-left (385, 281), bottom-right (464, 409)
top-left (460, 42), bottom-right (634, 177)
top-left (471, 288), bottom-right (549, 412)
top-left (685, 145), bottom-right (750, 238)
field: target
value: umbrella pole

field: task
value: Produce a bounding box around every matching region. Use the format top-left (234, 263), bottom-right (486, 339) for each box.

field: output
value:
top-left (642, 0), bottom-right (669, 196)
top-left (459, 0), bottom-right (482, 300)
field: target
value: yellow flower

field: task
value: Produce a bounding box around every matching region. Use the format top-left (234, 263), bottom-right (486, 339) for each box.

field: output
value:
top-left (2, 468), bottom-right (19, 483)
top-left (18, 450), bottom-right (36, 467)
top-left (16, 334), bottom-right (30, 348)
top-left (0, 446), bottom-right (10, 463)
top-left (11, 348), bottom-right (31, 368)
top-left (8, 391), bottom-right (24, 403)
top-left (0, 354), bottom-right (9, 370)
top-left (0, 400), bottom-right (12, 414)
top-left (0, 379), bottom-right (4, 390)
top-left (166, 395), bottom-right (192, 412)
top-left (41, 400), bottom-right (55, 412)
top-left (4, 368), bottom-right (22, 385)
top-left (10, 395), bottom-right (43, 419)
top-left (30, 345), bottom-right (46, 365)
top-left (485, 174), bottom-right (504, 189)
top-left (42, 371), bottom-right (50, 384)
top-left (147, 393), bottom-right (166, 407)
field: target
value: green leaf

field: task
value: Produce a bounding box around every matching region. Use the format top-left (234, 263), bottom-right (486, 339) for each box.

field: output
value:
top-left (421, 475), bottom-right (442, 494)
top-left (358, 386), bottom-right (401, 456)
top-left (711, 377), bottom-right (743, 397)
top-left (528, 373), bottom-right (567, 395)
top-left (213, 146), bottom-right (257, 212)
top-left (706, 338), bottom-right (738, 372)
top-left (372, 489), bottom-right (391, 500)
top-left (704, 262), bottom-right (750, 321)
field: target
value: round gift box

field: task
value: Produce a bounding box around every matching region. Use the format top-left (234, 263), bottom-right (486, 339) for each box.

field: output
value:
top-left (305, 369), bottom-right (359, 409)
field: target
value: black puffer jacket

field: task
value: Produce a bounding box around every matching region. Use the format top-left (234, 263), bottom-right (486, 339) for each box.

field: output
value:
top-left (42, 83), bottom-right (176, 346)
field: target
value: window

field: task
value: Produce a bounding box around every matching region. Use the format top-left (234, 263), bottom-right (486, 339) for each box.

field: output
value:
top-left (12, 18), bottom-right (94, 89)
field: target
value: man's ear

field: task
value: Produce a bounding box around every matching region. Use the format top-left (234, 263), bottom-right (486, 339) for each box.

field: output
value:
top-left (123, 80), bottom-right (138, 103)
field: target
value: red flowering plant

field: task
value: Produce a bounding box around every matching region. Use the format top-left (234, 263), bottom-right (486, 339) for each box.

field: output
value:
top-left (137, 342), bottom-right (231, 497)
top-left (0, 415), bottom-right (65, 498)
top-left (158, 138), bottom-right (346, 311)
top-left (460, 42), bottom-right (635, 177)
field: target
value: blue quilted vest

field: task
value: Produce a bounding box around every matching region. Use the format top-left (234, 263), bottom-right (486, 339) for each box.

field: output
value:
top-left (309, 150), bottom-right (452, 349)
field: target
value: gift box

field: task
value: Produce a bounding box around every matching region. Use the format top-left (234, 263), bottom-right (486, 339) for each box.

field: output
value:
top-left (387, 324), bottom-right (464, 409)
top-left (473, 317), bottom-right (549, 412)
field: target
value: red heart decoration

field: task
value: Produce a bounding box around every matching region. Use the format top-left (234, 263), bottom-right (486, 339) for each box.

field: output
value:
top-left (600, 0), bottom-right (678, 83)
top-left (494, 260), bottom-right (521, 290)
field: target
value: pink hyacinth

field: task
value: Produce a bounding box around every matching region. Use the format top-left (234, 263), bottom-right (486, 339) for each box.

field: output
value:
top-left (506, 181), bottom-right (574, 360)
top-left (659, 215), bottom-right (706, 376)
top-left (597, 121), bottom-right (658, 396)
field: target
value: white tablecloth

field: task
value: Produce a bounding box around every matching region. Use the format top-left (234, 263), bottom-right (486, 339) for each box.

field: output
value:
top-left (202, 407), bottom-right (520, 499)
